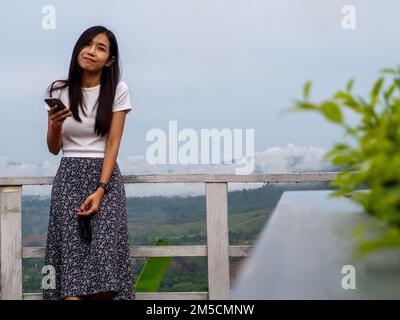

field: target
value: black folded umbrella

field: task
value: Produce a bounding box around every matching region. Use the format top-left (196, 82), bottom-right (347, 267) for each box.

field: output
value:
top-left (78, 215), bottom-right (92, 243)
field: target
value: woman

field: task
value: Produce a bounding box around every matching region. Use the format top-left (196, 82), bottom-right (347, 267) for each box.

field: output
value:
top-left (42, 26), bottom-right (136, 300)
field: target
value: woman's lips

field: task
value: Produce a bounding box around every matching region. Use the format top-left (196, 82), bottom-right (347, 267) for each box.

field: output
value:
top-left (83, 57), bottom-right (95, 63)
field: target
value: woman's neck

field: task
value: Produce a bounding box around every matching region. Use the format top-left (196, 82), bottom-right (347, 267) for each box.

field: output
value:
top-left (82, 71), bottom-right (101, 88)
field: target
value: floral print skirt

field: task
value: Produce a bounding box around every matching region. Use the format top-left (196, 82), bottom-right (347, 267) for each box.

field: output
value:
top-left (42, 157), bottom-right (136, 300)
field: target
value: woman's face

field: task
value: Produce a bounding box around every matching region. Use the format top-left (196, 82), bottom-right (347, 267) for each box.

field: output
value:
top-left (77, 32), bottom-right (115, 72)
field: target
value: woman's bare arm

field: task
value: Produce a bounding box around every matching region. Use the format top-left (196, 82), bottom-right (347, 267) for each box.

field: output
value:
top-left (46, 107), bottom-right (72, 155)
top-left (47, 114), bottom-right (63, 155)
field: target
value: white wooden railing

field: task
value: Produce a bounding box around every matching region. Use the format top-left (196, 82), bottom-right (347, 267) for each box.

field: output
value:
top-left (0, 172), bottom-right (338, 300)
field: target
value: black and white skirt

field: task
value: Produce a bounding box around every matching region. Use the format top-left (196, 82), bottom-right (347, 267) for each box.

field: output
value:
top-left (42, 157), bottom-right (136, 300)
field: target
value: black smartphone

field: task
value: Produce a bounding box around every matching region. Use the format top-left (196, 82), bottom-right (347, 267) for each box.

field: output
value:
top-left (78, 216), bottom-right (92, 243)
top-left (44, 98), bottom-right (67, 113)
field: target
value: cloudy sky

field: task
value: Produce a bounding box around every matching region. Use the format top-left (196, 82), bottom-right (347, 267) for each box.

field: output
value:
top-left (0, 0), bottom-right (399, 196)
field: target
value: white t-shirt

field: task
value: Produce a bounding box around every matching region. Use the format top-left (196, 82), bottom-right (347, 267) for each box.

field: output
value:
top-left (44, 80), bottom-right (133, 158)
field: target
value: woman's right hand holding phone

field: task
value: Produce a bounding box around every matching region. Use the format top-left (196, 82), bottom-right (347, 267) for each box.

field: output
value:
top-left (49, 106), bottom-right (72, 131)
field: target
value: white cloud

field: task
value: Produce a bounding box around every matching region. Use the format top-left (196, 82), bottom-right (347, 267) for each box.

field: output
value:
top-left (253, 143), bottom-right (332, 173)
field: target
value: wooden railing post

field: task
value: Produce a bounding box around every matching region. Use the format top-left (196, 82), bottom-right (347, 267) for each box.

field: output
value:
top-left (205, 182), bottom-right (230, 300)
top-left (0, 186), bottom-right (23, 300)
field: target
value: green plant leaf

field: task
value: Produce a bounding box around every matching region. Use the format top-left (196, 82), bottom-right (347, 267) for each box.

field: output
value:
top-left (135, 239), bottom-right (173, 292)
top-left (346, 78), bottom-right (354, 92)
top-left (394, 78), bottom-right (400, 90)
top-left (296, 101), bottom-right (319, 110)
top-left (303, 80), bottom-right (312, 101)
top-left (380, 68), bottom-right (398, 75)
top-left (334, 91), bottom-right (363, 113)
top-left (384, 83), bottom-right (396, 102)
top-left (371, 77), bottom-right (384, 99)
top-left (320, 101), bottom-right (343, 123)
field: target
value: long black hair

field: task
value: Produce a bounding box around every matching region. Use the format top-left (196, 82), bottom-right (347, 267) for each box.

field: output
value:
top-left (46, 26), bottom-right (121, 137)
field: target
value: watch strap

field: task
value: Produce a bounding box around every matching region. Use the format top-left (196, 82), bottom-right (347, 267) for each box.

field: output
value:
top-left (97, 181), bottom-right (109, 194)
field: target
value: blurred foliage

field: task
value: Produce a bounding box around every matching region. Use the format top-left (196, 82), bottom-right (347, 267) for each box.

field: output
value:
top-left (285, 66), bottom-right (400, 259)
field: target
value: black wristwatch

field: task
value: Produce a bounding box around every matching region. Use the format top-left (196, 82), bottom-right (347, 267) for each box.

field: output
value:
top-left (97, 181), bottom-right (110, 194)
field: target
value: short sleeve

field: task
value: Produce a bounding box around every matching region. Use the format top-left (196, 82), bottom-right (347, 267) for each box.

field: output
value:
top-left (113, 81), bottom-right (133, 114)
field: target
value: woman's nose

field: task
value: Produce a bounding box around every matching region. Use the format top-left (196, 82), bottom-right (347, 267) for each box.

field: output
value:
top-left (88, 44), bottom-right (96, 55)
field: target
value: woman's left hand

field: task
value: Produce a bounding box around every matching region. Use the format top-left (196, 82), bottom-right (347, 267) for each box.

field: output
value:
top-left (76, 189), bottom-right (105, 217)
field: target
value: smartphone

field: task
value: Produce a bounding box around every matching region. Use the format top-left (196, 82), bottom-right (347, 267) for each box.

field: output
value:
top-left (44, 98), bottom-right (67, 113)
